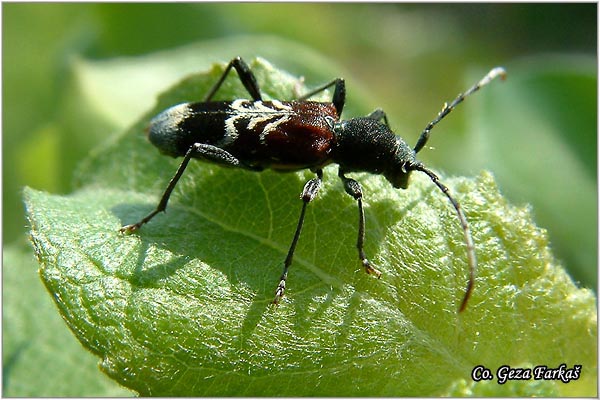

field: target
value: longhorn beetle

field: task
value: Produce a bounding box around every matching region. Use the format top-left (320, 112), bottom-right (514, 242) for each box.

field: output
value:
top-left (120, 57), bottom-right (505, 312)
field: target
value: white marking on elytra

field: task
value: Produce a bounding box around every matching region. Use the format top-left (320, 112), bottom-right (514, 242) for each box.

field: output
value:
top-left (150, 103), bottom-right (191, 136)
top-left (221, 100), bottom-right (294, 146)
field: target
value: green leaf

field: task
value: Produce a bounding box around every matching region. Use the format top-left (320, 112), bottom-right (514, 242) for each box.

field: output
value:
top-left (2, 240), bottom-right (133, 396)
top-left (466, 56), bottom-right (597, 289)
top-left (24, 58), bottom-right (596, 396)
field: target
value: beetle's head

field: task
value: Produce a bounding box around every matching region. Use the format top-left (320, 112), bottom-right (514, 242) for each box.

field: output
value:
top-left (383, 138), bottom-right (418, 189)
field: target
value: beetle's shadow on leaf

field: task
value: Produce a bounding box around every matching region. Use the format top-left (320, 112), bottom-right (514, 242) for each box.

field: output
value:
top-left (111, 168), bottom-right (407, 337)
top-left (122, 233), bottom-right (190, 289)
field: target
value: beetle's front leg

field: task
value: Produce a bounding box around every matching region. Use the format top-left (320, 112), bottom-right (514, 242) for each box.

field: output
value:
top-left (366, 108), bottom-right (391, 128)
top-left (273, 169), bottom-right (323, 305)
top-left (338, 169), bottom-right (382, 278)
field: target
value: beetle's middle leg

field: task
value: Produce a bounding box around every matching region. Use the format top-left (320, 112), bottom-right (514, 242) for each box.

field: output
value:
top-left (296, 78), bottom-right (346, 117)
top-left (273, 169), bottom-right (323, 305)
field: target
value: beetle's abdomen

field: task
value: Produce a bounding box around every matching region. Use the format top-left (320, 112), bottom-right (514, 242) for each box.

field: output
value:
top-left (148, 100), bottom-right (338, 170)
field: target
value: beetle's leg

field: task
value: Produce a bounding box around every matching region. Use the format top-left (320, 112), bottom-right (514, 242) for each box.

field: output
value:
top-left (273, 169), bottom-right (323, 305)
top-left (204, 56), bottom-right (262, 102)
top-left (366, 108), bottom-right (390, 128)
top-left (338, 169), bottom-right (382, 278)
top-left (120, 143), bottom-right (243, 234)
top-left (296, 78), bottom-right (346, 117)
top-left (191, 143), bottom-right (243, 167)
top-left (414, 67), bottom-right (506, 153)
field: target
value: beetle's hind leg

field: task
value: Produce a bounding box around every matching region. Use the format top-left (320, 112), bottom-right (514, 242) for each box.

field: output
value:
top-left (273, 169), bottom-right (323, 305)
top-left (204, 57), bottom-right (263, 102)
top-left (119, 143), bottom-right (243, 234)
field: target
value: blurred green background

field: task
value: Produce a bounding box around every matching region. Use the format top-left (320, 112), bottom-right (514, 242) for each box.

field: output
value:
top-left (3, 3), bottom-right (596, 396)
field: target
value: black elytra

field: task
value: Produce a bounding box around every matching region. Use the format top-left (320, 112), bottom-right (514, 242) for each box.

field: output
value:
top-left (120, 56), bottom-right (506, 312)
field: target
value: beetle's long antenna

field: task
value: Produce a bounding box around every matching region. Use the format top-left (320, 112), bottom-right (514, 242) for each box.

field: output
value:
top-left (412, 164), bottom-right (476, 313)
top-left (414, 67), bottom-right (506, 154)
